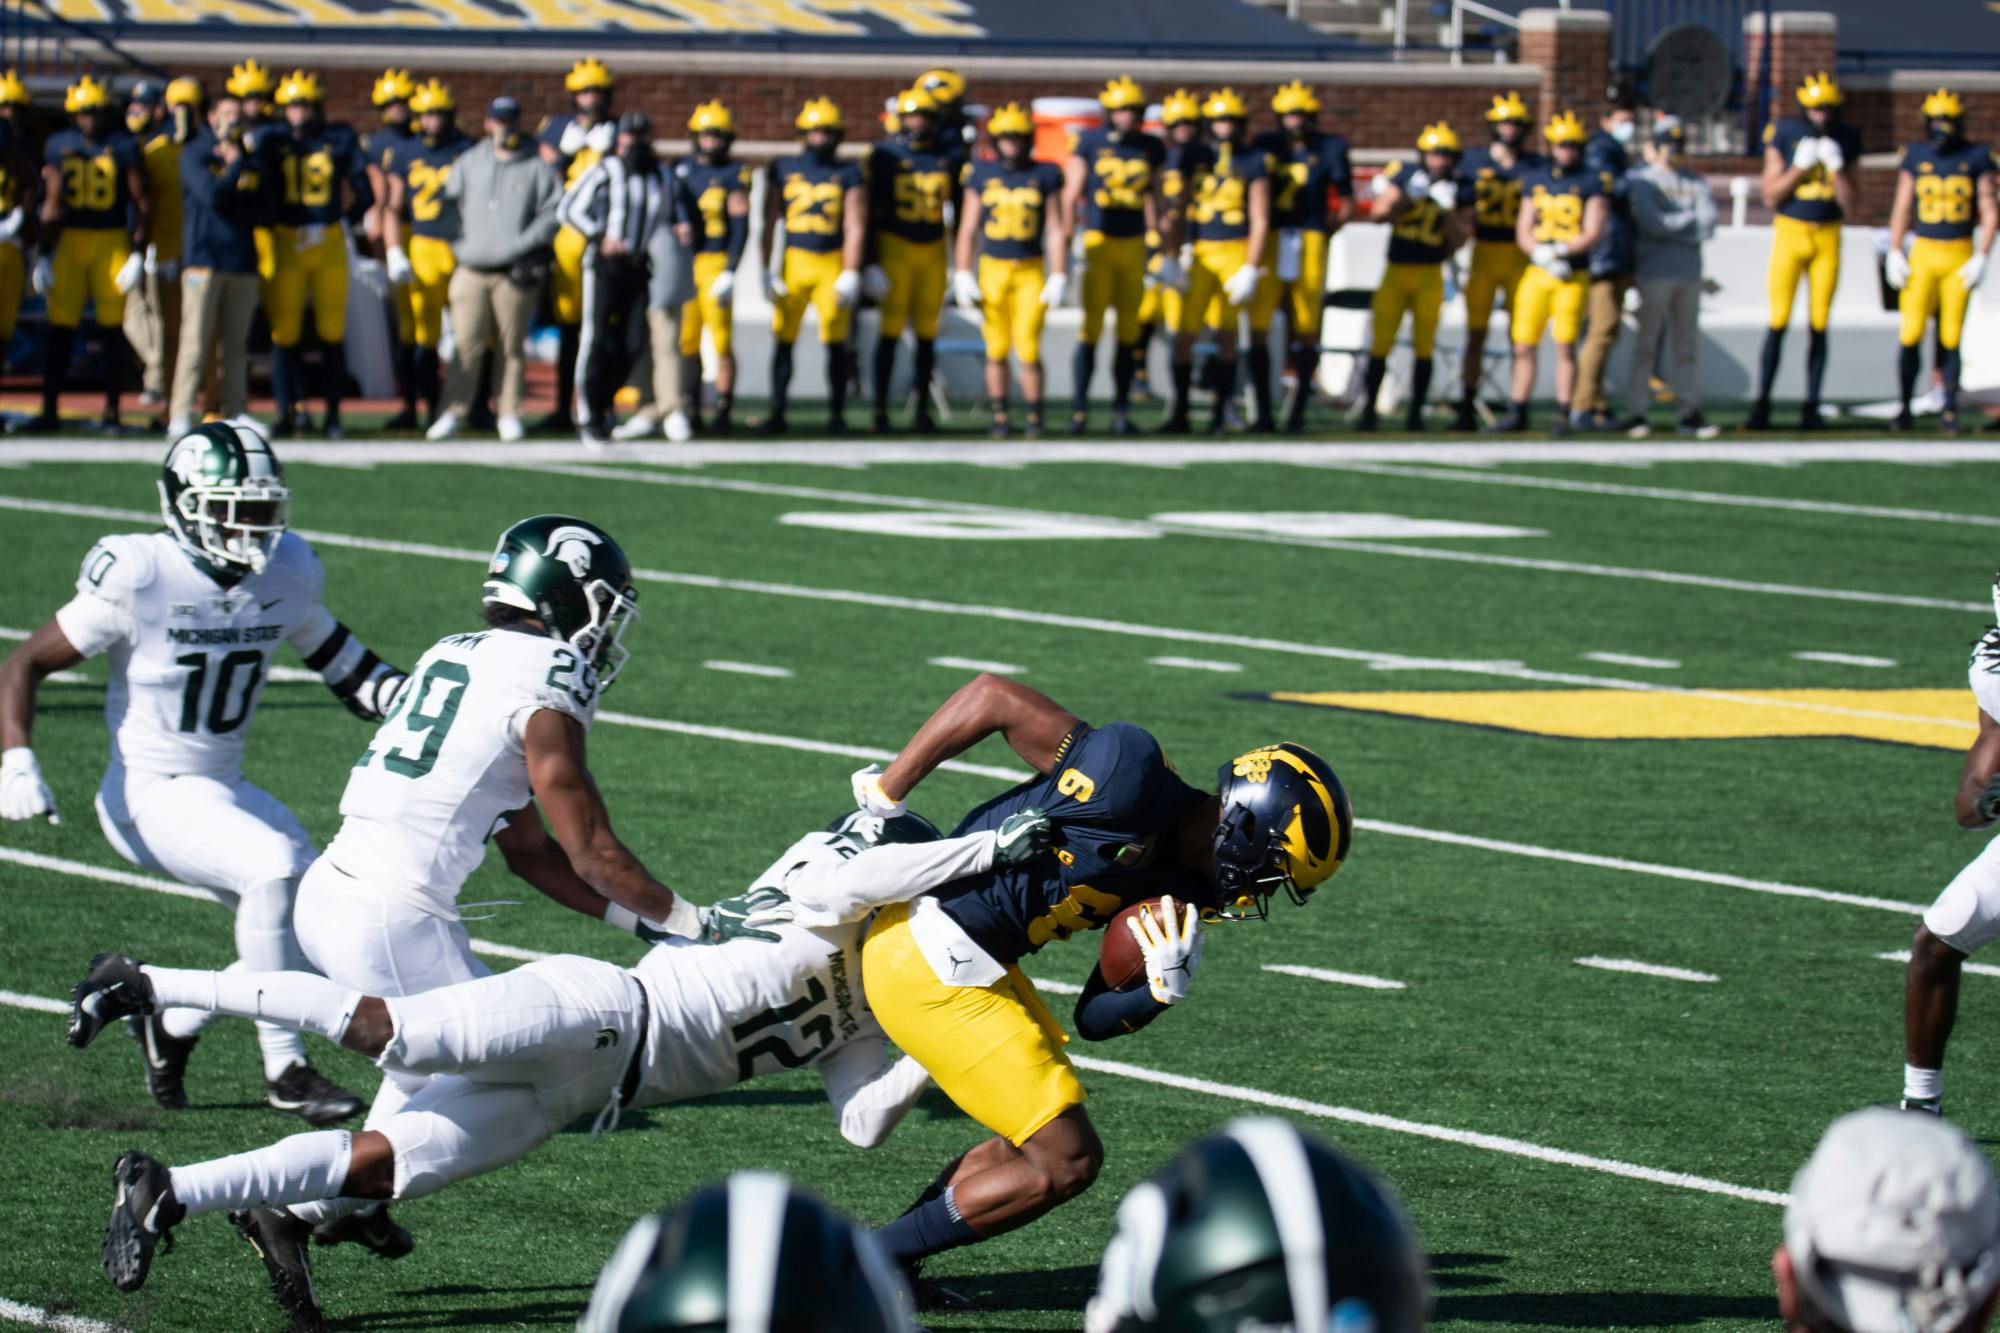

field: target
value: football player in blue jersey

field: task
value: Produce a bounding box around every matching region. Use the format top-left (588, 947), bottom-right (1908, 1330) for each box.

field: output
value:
top-left (1884, 88), bottom-right (1997, 435)
top-left (955, 103), bottom-right (1068, 437)
top-left (1359, 122), bottom-right (1472, 432)
top-left (760, 98), bottom-right (866, 434)
top-left (1454, 92), bottom-right (1541, 430)
top-left (865, 87), bottom-right (965, 434)
top-left (1251, 80), bottom-right (1353, 434)
top-left (382, 80), bottom-right (470, 431)
top-left (675, 101), bottom-right (753, 434)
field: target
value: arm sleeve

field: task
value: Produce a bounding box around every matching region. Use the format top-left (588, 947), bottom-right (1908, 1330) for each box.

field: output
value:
top-left (785, 828), bottom-right (998, 927)
top-left (1074, 966), bottom-right (1168, 1041)
top-left (1626, 176), bottom-right (1671, 240)
top-left (818, 1039), bottom-right (931, 1149)
top-left (723, 208), bottom-right (747, 266)
top-left (343, 138), bottom-right (375, 223)
top-left (559, 164), bottom-right (604, 238)
top-left (286, 604), bottom-right (407, 722)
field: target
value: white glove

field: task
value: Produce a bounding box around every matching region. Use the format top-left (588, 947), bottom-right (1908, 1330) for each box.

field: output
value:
top-left (1886, 246), bottom-right (1911, 289)
top-left (1817, 137), bottom-right (1844, 174)
top-left (951, 267), bottom-right (982, 310)
top-left (850, 763), bottom-right (906, 818)
top-left (31, 254), bottom-right (51, 295)
top-left (385, 245), bottom-right (413, 284)
top-left (709, 268), bottom-right (735, 307)
top-left (1368, 170), bottom-right (1396, 198)
top-left (1222, 264), bottom-right (1263, 305)
top-left (763, 266), bottom-right (787, 301)
top-left (1154, 253), bottom-right (1186, 291)
top-left (0, 207), bottom-right (24, 243)
top-left (1531, 240), bottom-right (1573, 280)
top-left (298, 223), bottom-right (327, 251)
top-left (1125, 895), bottom-right (1205, 1004)
top-left (1426, 178), bottom-right (1459, 211)
top-left (113, 250), bottom-right (143, 294)
top-left (0, 747), bottom-right (57, 824)
top-left (832, 268), bottom-right (860, 308)
top-left (1039, 270), bottom-right (1068, 308)
top-left (142, 243), bottom-right (158, 277)
top-left (1791, 136), bottom-right (1820, 171)
top-left (605, 896), bottom-right (702, 942)
top-left (862, 263), bottom-right (890, 300)
top-left (1961, 252), bottom-right (1988, 291)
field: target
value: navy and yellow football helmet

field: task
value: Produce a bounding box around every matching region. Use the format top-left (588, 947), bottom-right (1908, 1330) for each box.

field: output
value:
top-left (1211, 742), bottom-right (1352, 919)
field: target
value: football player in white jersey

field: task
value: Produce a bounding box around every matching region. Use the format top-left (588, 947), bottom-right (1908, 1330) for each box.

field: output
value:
top-left (0, 422), bottom-right (405, 1126)
top-left (68, 808), bottom-right (1054, 1330)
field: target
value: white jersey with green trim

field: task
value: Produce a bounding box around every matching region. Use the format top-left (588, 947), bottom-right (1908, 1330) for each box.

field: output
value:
top-left (325, 626), bottom-right (598, 915)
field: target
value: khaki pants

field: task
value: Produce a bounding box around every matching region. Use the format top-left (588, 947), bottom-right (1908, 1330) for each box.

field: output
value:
top-left (444, 266), bottom-right (536, 420)
top-left (630, 306), bottom-right (685, 417)
top-left (123, 264), bottom-right (181, 398)
top-left (171, 268), bottom-right (259, 422)
top-left (1574, 272), bottom-right (1631, 415)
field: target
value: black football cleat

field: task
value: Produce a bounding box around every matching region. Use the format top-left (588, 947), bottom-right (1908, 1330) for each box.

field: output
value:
top-left (311, 1202), bottom-right (414, 1260)
top-left (103, 1150), bottom-right (184, 1293)
top-left (382, 407), bottom-right (420, 432)
top-left (1451, 400), bottom-right (1478, 432)
top-left (1891, 409), bottom-right (1916, 432)
top-left (1548, 415), bottom-right (1573, 439)
top-left (1067, 410), bottom-right (1090, 435)
top-left (1353, 408), bottom-right (1378, 433)
top-left (1109, 410), bottom-right (1138, 437)
top-left (1483, 406), bottom-right (1527, 435)
top-left (70, 953), bottom-right (154, 1048)
top-left (1742, 400), bottom-right (1771, 431)
top-left (1941, 411), bottom-right (1966, 438)
top-left (265, 1064), bottom-right (364, 1126)
top-left (232, 1207), bottom-right (326, 1333)
top-left (899, 1259), bottom-right (974, 1314)
top-left (127, 1012), bottom-right (196, 1110)
top-left (1798, 403), bottom-right (1827, 431)
top-left (911, 410), bottom-right (939, 436)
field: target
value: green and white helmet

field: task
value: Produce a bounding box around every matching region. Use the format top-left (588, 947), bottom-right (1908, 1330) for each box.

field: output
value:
top-left (575, 1172), bottom-right (915, 1333)
top-left (157, 421), bottom-right (290, 575)
top-left (1085, 1118), bottom-right (1430, 1333)
top-left (482, 514), bottom-right (640, 687)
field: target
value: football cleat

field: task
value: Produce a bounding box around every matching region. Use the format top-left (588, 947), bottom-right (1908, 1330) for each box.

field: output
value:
top-left (232, 1207), bottom-right (326, 1333)
top-left (70, 953), bottom-right (155, 1048)
top-left (1742, 399), bottom-right (1772, 430)
top-left (265, 1064), bottom-right (365, 1126)
top-left (1799, 403), bottom-right (1828, 431)
top-left (103, 1150), bottom-right (184, 1292)
top-left (1892, 409), bottom-right (1916, 432)
top-left (1902, 1096), bottom-right (1944, 1115)
top-left (1483, 406), bottom-right (1528, 434)
top-left (1451, 400), bottom-right (1478, 432)
top-left (126, 1011), bottom-right (196, 1110)
top-left (311, 1202), bottom-right (414, 1260)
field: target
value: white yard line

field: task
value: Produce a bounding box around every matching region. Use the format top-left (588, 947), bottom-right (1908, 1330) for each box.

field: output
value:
top-left (1026, 977), bottom-right (1084, 995)
top-left (1877, 950), bottom-right (2000, 979)
top-left (0, 1298), bottom-right (128, 1333)
top-left (1148, 656), bottom-right (1244, 672)
top-left (0, 990), bottom-right (69, 1015)
top-left (701, 660), bottom-right (794, 679)
top-left (1793, 651), bottom-right (1898, 668)
top-left (1581, 652), bottom-right (1681, 669)
top-left (1575, 957), bottom-right (1720, 983)
top-left (1261, 963), bottom-right (1407, 990)
top-left (928, 655), bottom-right (1026, 674)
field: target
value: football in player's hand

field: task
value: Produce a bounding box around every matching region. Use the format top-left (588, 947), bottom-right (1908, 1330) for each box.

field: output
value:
top-left (1098, 896), bottom-right (1173, 991)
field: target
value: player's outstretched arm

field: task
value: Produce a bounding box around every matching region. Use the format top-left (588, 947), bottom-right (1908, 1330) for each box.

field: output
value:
top-left (493, 803), bottom-right (633, 920)
top-left (1955, 709), bottom-right (2000, 828)
top-left (523, 708), bottom-right (699, 937)
top-left (1072, 967), bottom-right (1168, 1041)
top-left (0, 618), bottom-right (83, 823)
top-left (285, 606), bottom-right (407, 722)
top-left (868, 673), bottom-right (1082, 808)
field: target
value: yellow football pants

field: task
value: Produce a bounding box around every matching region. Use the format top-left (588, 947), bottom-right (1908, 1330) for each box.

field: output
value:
top-left (1247, 227), bottom-right (1328, 341)
top-left (1080, 231), bottom-right (1146, 346)
top-left (680, 250), bottom-right (736, 358)
top-left (0, 240), bottom-right (26, 340)
top-left (1510, 263), bottom-right (1589, 347)
top-left (862, 904), bottom-right (1085, 1147)
top-left (262, 225), bottom-right (349, 347)
top-left (1900, 236), bottom-right (1975, 350)
top-left (1464, 239), bottom-right (1528, 334)
top-left (551, 224), bottom-right (586, 327)
top-left (1768, 215), bottom-right (1841, 333)
top-left (1370, 261), bottom-right (1445, 357)
top-left (1181, 238), bottom-right (1253, 335)
top-left (979, 255), bottom-right (1047, 365)
top-left (771, 248), bottom-right (851, 346)
top-left (403, 234), bottom-right (454, 349)
top-left (48, 227), bottom-right (130, 330)
top-left (878, 234), bottom-right (946, 340)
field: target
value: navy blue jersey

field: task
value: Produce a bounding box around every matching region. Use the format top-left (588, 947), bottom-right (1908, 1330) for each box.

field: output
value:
top-left (386, 129), bottom-right (470, 239)
top-left (1521, 159), bottom-right (1605, 248)
top-left (867, 137), bottom-right (965, 244)
top-left (1582, 129), bottom-right (1632, 275)
top-left (771, 153), bottom-right (861, 256)
top-left (1461, 145), bottom-right (1543, 243)
top-left (1764, 117), bottom-right (1861, 223)
top-left (1183, 138), bottom-right (1273, 242)
top-left (1901, 138), bottom-right (1994, 241)
top-left (967, 158), bottom-right (1062, 259)
top-left (676, 156), bottom-right (753, 254)
top-left (936, 722), bottom-right (1214, 966)
top-left (45, 128), bottom-right (139, 230)
top-left (1159, 138), bottom-right (1200, 215)
top-left (1071, 128), bottom-right (1163, 239)
top-left (1255, 129), bottom-right (1352, 232)
top-left (268, 123), bottom-right (369, 226)
top-left (1376, 157), bottom-right (1467, 265)
top-left (363, 123), bottom-right (415, 177)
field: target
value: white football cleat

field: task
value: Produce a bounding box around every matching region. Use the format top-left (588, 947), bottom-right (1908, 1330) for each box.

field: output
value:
top-left (164, 416), bottom-right (192, 442)
top-left (664, 410), bottom-right (693, 442)
top-left (611, 411), bottom-right (659, 442)
top-left (425, 410), bottom-right (462, 441)
top-left (496, 414), bottom-right (525, 443)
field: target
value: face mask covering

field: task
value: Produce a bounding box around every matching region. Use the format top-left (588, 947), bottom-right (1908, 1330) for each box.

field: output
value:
top-left (1610, 120), bottom-right (1636, 145)
top-left (494, 127), bottom-right (521, 152)
top-left (621, 145), bottom-right (651, 172)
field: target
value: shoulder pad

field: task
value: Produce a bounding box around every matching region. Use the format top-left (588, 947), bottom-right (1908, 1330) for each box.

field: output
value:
top-left (264, 531), bottom-right (325, 599)
top-left (76, 532), bottom-right (160, 606)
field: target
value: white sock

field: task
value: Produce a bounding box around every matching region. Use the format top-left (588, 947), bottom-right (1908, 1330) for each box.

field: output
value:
top-left (144, 966), bottom-right (360, 1052)
top-left (236, 878), bottom-right (313, 1078)
top-left (168, 1130), bottom-right (353, 1220)
top-left (1905, 1064), bottom-right (1943, 1102)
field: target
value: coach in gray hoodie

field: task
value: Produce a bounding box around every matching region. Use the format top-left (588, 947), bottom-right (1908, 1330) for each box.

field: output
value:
top-left (1624, 118), bottom-right (1719, 438)
top-left (429, 95), bottom-right (563, 443)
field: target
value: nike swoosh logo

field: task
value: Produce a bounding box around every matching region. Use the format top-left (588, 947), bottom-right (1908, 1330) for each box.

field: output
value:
top-left (260, 598), bottom-right (282, 610)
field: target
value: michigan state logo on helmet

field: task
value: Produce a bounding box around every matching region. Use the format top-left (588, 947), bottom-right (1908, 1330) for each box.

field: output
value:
top-left (825, 808), bottom-right (944, 848)
top-left (1085, 1117), bottom-right (1429, 1333)
top-left (1211, 741), bottom-right (1352, 919)
top-left (157, 421), bottom-right (290, 576)
top-left (576, 1172), bottom-right (915, 1332)
top-left (481, 514), bottom-right (640, 687)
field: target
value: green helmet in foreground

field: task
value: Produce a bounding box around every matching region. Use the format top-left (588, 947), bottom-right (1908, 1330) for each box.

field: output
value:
top-left (482, 514), bottom-right (640, 687)
top-left (1086, 1117), bottom-right (1430, 1333)
top-left (158, 421), bottom-right (290, 575)
top-left (576, 1171), bottom-right (915, 1332)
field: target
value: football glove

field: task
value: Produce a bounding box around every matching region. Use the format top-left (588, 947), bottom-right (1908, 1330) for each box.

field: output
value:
top-left (832, 268), bottom-right (860, 308)
top-left (113, 250), bottom-right (143, 295)
top-left (1886, 246), bottom-right (1912, 289)
top-left (993, 807), bottom-right (1054, 866)
top-left (1153, 253), bottom-right (1186, 291)
top-left (1791, 136), bottom-right (1821, 171)
top-left (1531, 240), bottom-right (1572, 281)
top-left (385, 245), bottom-right (414, 285)
top-left (850, 763), bottom-right (906, 818)
top-left (142, 244), bottom-right (157, 277)
top-left (606, 895), bottom-right (702, 942)
top-left (1961, 252), bottom-right (1988, 291)
top-left (1126, 895), bottom-right (1205, 1005)
top-left (1039, 270), bottom-right (1069, 308)
top-left (709, 268), bottom-right (735, 307)
top-left (1403, 168), bottom-right (1432, 197)
top-left (0, 747), bottom-right (57, 824)
top-left (698, 887), bottom-right (793, 945)
top-left (862, 264), bottom-right (890, 301)
top-left (342, 667), bottom-right (407, 723)
top-left (0, 207), bottom-right (23, 243)
top-left (1426, 178), bottom-right (1459, 211)
top-left (951, 267), bottom-right (982, 310)
top-left (763, 266), bottom-right (788, 301)
top-left (1816, 137), bottom-right (1845, 173)
top-left (1977, 771), bottom-right (2000, 825)
top-left (1222, 264), bottom-right (1263, 305)
top-left (30, 254), bottom-right (51, 296)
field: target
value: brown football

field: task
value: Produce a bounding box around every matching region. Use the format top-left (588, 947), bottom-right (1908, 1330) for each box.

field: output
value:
top-left (1097, 896), bottom-right (1174, 991)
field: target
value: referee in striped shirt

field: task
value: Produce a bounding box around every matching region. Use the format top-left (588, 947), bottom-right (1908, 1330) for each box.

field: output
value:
top-left (558, 110), bottom-right (694, 448)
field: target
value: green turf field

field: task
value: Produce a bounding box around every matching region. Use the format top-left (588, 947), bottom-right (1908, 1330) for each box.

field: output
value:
top-left (2, 439), bottom-right (1997, 1331)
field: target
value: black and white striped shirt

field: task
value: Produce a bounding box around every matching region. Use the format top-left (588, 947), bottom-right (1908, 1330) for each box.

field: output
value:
top-left (558, 155), bottom-right (691, 256)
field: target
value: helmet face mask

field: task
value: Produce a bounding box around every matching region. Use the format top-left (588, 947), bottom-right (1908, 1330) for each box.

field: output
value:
top-left (1210, 743), bottom-right (1353, 921)
top-left (158, 422), bottom-right (291, 576)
